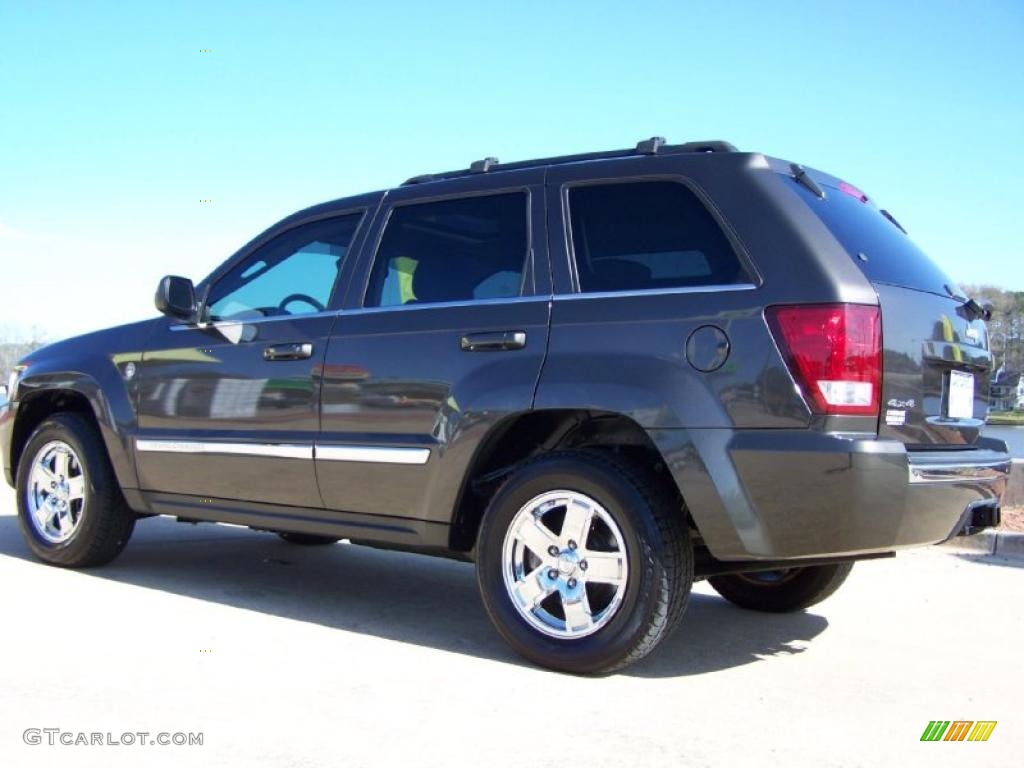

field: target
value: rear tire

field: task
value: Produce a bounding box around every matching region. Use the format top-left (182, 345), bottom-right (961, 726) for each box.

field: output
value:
top-left (16, 412), bottom-right (135, 568)
top-left (476, 450), bottom-right (692, 675)
top-left (708, 563), bottom-right (853, 613)
top-left (276, 532), bottom-right (339, 546)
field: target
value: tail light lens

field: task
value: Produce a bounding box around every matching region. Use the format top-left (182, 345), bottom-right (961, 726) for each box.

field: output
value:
top-left (766, 304), bottom-right (881, 416)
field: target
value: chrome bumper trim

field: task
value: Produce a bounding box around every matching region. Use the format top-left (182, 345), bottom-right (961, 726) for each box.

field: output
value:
top-left (907, 451), bottom-right (1012, 485)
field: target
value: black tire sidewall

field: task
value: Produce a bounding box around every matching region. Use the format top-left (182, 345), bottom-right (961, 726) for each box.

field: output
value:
top-left (709, 563), bottom-right (853, 613)
top-left (476, 454), bottom-right (670, 674)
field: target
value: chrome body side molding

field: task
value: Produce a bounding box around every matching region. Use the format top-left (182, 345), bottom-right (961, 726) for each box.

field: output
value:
top-left (135, 439), bottom-right (430, 465)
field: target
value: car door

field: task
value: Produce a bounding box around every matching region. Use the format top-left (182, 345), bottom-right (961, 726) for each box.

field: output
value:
top-left (536, 163), bottom-right (769, 431)
top-left (135, 210), bottom-right (369, 508)
top-left (317, 169), bottom-right (551, 527)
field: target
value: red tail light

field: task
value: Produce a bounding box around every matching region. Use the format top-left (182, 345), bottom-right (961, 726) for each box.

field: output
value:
top-left (766, 304), bottom-right (881, 416)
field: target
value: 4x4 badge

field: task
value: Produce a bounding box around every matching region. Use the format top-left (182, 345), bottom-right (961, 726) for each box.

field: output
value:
top-left (887, 398), bottom-right (916, 409)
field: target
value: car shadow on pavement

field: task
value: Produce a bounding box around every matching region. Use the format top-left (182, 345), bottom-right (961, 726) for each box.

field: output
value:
top-left (0, 514), bottom-right (828, 678)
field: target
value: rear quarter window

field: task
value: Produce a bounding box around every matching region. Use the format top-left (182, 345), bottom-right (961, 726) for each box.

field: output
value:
top-left (567, 180), bottom-right (749, 293)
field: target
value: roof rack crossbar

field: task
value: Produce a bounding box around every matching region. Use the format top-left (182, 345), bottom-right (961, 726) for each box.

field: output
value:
top-left (402, 137), bottom-right (738, 185)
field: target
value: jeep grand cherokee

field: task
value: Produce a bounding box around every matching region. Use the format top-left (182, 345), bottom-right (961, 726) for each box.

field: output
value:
top-left (1, 137), bottom-right (1011, 674)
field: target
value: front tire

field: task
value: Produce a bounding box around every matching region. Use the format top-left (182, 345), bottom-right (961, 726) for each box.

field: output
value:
top-left (476, 451), bottom-right (692, 675)
top-left (16, 412), bottom-right (135, 568)
top-left (708, 563), bottom-right (853, 613)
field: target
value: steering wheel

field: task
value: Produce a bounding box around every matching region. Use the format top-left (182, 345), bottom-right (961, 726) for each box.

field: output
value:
top-left (278, 293), bottom-right (326, 314)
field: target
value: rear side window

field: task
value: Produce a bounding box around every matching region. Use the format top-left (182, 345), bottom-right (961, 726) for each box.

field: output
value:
top-left (567, 181), bottom-right (748, 293)
top-left (365, 192), bottom-right (528, 308)
top-left (790, 178), bottom-right (959, 297)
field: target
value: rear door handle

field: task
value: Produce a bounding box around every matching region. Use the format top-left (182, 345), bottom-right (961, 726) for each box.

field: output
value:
top-left (460, 331), bottom-right (527, 352)
top-left (263, 342), bottom-right (313, 361)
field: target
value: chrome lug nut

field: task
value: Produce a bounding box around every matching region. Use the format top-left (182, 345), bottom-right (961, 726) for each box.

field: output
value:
top-left (567, 578), bottom-right (577, 588)
top-left (548, 545), bottom-right (559, 557)
top-left (579, 560), bottom-right (588, 571)
top-left (568, 540), bottom-right (577, 550)
top-left (548, 569), bottom-right (558, 580)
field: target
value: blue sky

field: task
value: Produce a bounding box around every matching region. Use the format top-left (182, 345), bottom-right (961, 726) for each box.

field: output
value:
top-left (1, 0), bottom-right (1022, 341)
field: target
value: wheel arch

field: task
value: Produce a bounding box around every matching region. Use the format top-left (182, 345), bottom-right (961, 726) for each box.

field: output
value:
top-left (447, 409), bottom-right (691, 552)
top-left (9, 375), bottom-right (138, 492)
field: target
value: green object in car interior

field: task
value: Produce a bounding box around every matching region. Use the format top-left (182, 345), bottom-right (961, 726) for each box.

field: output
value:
top-left (393, 256), bottom-right (418, 305)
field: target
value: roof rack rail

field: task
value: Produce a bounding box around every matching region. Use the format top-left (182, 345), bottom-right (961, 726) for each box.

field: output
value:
top-left (469, 157), bottom-right (500, 173)
top-left (678, 140), bottom-right (738, 154)
top-left (402, 137), bottom-right (738, 185)
top-left (635, 136), bottom-right (666, 154)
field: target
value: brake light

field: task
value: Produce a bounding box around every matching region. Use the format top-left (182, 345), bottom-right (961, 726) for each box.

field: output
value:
top-left (766, 304), bottom-right (881, 416)
top-left (838, 181), bottom-right (869, 202)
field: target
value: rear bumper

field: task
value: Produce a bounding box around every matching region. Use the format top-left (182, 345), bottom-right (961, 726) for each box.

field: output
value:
top-left (649, 429), bottom-right (1011, 561)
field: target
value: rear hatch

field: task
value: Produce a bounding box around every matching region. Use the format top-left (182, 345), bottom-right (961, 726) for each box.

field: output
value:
top-left (783, 165), bottom-right (991, 447)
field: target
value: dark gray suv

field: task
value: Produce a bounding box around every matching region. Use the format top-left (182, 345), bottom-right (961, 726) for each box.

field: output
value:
top-left (1, 137), bottom-right (1011, 674)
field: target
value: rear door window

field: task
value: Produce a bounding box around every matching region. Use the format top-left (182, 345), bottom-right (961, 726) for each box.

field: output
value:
top-left (566, 181), bottom-right (749, 293)
top-left (365, 192), bottom-right (529, 308)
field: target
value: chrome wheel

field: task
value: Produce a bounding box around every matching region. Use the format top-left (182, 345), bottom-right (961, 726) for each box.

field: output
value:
top-left (501, 490), bottom-right (629, 639)
top-left (25, 440), bottom-right (86, 544)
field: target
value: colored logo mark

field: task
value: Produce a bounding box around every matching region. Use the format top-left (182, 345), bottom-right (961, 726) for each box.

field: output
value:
top-left (920, 721), bottom-right (997, 742)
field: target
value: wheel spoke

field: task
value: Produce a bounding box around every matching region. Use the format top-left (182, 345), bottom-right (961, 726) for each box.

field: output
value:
top-left (35, 502), bottom-right (54, 530)
top-left (560, 498), bottom-right (593, 548)
top-left (66, 475), bottom-right (85, 502)
top-left (44, 506), bottom-right (61, 533)
top-left (53, 449), bottom-right (70, 479)
top-left (514, 515), bottom-right (560, 561)
top-left (582, 551), bottom-right (626, 585)
top-left (58, 506), bottom-right (75, 533)
top-left (512, 565), bottom-right (554, 608)
top-left (561, 592), bottom-right (593, 634)
top-left (36, 464), bottom-right (58, 486)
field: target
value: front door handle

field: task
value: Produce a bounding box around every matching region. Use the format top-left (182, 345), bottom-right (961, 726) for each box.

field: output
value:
top-left (263, 342), bottom-right (313, 361)
top-left (459, 331), bottom-right (527, 352)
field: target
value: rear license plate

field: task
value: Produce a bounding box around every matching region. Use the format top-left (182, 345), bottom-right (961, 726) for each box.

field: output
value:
top-left (947, 370), bottom-right (975, 419)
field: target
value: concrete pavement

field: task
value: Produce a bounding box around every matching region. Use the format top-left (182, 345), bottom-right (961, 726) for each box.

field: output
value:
top-left (0, 485), bottom-right (1020, 768)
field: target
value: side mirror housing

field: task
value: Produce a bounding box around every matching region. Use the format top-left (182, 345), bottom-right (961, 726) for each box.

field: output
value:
top-left (155, 275), bottom-right (197, 322)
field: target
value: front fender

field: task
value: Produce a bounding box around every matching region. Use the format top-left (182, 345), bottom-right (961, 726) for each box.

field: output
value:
top-left (12, 365), bottom-right (140, 491)
top-left (5, 319), bottom-right (154, 490)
